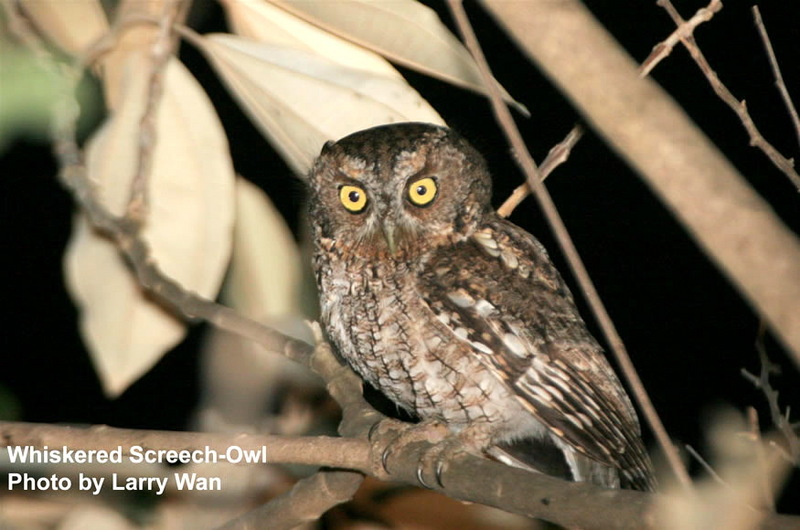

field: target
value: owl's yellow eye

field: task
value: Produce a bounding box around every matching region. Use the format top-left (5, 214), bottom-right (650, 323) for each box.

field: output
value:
top-left (407, 177), bottom-right (438, 207)
top-left (339, 185), bottom-right (368, 213)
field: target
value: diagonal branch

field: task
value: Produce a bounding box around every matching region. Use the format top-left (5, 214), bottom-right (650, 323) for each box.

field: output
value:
top-left (479, 0), bottom-right (800, 369)
top-left (656, 0), bottom-right (800, 191)
top-left (752, 5), bottom-right (800, 153)
top-left (640, 0), bottom-right (721, 78)
top-left (497, 124), bottom-right (584, 218)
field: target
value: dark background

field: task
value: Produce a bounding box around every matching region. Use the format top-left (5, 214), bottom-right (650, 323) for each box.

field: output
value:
top-left (2, 0), bottom-right (798, 511)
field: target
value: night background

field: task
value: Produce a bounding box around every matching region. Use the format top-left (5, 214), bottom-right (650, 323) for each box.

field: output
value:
top-left (1, 0), bottom-right (798, 518)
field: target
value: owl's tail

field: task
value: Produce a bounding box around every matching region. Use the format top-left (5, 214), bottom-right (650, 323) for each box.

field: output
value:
top-left (488, 437), bottom-right (651, 491)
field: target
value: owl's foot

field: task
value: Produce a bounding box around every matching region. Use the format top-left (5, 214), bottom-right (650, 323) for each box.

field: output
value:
top-left (416, 436), bottom-right (469, 489)
top-left (368, 419), bottom-right (449, 483)
top-left (416, 424), bottom-right (495, 489)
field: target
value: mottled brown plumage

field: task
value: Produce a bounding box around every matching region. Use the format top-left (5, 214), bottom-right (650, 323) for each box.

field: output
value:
top-left (308, 122), bottom-right (655, 490)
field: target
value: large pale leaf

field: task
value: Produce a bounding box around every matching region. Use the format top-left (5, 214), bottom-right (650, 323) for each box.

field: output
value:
top-left (197, 178), bottom-right (313, 435)
top-left (195, 33), bottom-right (445, 176)
top-left (224, 178), bottom-right (302, 320)
top-left (20, 0), bottom-right (108, 56)
top-left (221, 0), bottom-right (400, 78)
top-left (64, 51), bottom-right (235, 396)
top-left (266, 0), bottom-right (523, 110)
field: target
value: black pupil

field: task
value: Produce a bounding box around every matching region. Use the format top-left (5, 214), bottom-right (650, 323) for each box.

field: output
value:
top-left (348, 190), bottom-right (360, 203)
top-left (416, 185), bottom-right (427, 195)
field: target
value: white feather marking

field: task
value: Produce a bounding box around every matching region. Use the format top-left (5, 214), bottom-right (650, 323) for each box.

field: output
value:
top-left (503, 332), bottom-right (528, 357)
top-left (471, 341), bottom-right (493, 354)
top-left (576, 412), bottom-right (593, 427)
top-left (531, 385), bottom-right (553, 402)
top-left (472, 231), bottom-right (501, 256)
top-left (447, 290), bottom-right (475, 308)
top-left (473, 230), bottom-right (498, 248)
top-left (473, 299), bottom-right (496, 317)
top-left (501, 251), bottom-right (519, 269)
top-left (565, 413), bottom-right (583, 429)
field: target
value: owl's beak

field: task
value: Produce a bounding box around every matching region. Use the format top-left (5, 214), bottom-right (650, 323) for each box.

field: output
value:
top-left (382, 222), bottom-right (398, 255)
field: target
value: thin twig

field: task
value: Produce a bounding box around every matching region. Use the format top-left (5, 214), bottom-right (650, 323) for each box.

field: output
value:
top-left (746, 407), bottom-right (776, 510)
top-left (752, 5), bottom-right (800, 153)
top-left (125, 1), bottom-right (186, 224)
top-left (656, 0), bottom-right (800, 191)
top-left (497, 124), bottom-right (584, 218)
top-left (446, 0), bottom-right (691, 489)
top-left (640, 0), bottom-right (721, 78)
top-left (740, 325), bottom-right (800, 464)
top-left (685, 444), bottom-right (725, 486)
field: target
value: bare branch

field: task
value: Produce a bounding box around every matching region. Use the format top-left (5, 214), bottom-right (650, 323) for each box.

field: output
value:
top-left (497, 124), bottom-right (584, 218)
top-left (656, 0), bottom-right (800, 191)
top-left (125, 0), bottom-right (187, 224)
top-left (217, 471), bottom-right (363, 530)
top-left (480, 0), bottom-right (800, 367)
top-left (685, 444), bottom-right (725, 486)
top-left (640, 0), bottom-right (721, 78)
top-left (747, 407), bottom-right (777, 511)
top-left (447, 0), bottom-right (691, 489)
top-left (741, 328), bottom-right (800, 464)
top-left (0, 421), bottom-right (370, 471)
top-left (752, 5), bottom-right (800, 153)
top-left (6, 418), bottom-right (800, 528)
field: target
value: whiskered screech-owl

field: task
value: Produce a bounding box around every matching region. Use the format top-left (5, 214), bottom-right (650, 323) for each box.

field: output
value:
top-left (308, 122), bottom-right (655, 491)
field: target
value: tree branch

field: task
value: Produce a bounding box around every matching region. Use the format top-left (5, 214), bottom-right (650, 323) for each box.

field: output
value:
top-left (217, 470), bottom-right (363, 530)
top-left (752, 5), bottom-right (800, 153)
top-left (639, 0), bottom-right (721, 78)
top-left (480, 0), bottom-right (800, 367)
top-left (656, 0), bottom-right (800, 191)
top-left (497, 124), bottom-right (584, 218)
top-left (0, 421), bottom-right (369, 472)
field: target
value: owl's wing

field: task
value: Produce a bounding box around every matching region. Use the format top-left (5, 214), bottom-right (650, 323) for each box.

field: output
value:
top-left (417, 217), bottom-right (654, 490)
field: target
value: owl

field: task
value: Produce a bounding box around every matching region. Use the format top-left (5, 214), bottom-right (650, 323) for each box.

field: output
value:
top-left (308, 122), bottom-right (655, 491)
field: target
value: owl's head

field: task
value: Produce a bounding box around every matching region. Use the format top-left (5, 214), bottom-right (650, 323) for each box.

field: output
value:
top-left (308, 122), bottom-right (492, 259)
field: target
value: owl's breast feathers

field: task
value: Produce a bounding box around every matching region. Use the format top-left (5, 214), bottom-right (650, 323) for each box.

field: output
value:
top-left (314, 213), bottom-right (655, 491)
top-left (315, 230), bottom-right (531, 429)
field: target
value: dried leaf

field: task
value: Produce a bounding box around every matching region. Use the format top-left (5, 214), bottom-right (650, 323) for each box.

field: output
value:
top-left (224, 178), bottom-right (302, 319)
top-left (64, 52), bottom-right (235, 397)
top-left (194, 33), bottom-right (445, 176)
top-left (20, 0), bottom-right (108, 56)
top-left (266, 0), bottom-right (525, 112)
top-left (221, 0), bottom-right (400, 77)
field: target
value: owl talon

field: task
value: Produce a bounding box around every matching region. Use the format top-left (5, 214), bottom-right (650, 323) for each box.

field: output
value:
top-left (381, 446), bottom-right (392, 473)
top-left (416, 465), bottom-right (433, 489)
top-left (434, 459), bottom-right (446, 488)
top-left (367, 421), bottom-right (382, 441)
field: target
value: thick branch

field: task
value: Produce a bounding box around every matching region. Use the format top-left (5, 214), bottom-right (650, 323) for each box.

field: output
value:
top-left (217, 470), bottom-right (362, 530)
top-left (4, 420), bottom-right (799, 528)
top-left (481, 0), bottom-right (800, 366)
top-left (0, 421), bottom-right (370, 471)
